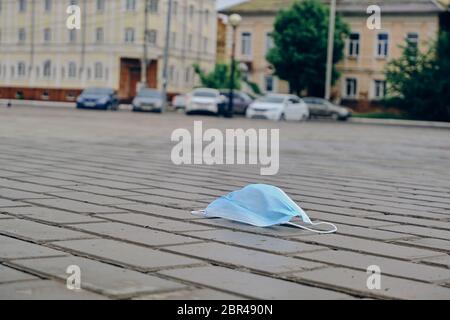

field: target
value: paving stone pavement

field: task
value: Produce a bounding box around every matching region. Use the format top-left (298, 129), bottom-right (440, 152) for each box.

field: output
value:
top-left (0, 105), bottom-right (450, 300)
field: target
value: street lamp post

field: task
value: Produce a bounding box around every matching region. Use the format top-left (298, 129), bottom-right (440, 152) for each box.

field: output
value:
top-left (226, 13), bottom-right (242, 118)
top-left (325, 0), bottom-right (336, 101)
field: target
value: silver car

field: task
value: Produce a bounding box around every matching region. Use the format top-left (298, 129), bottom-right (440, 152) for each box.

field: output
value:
top-left (132, 88), bottom-right (165, 113)
top-left (303, 97), bottom-right (352, 121)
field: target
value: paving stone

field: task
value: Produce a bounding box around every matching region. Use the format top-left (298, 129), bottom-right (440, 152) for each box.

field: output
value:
top-left (52, 239), bottom-right (203, 271)
top-left (135, 189), bottom-right (212, 201)
top-left (297, 249), bottom-right (450, 283)
top-left (0, 235), bottom-right (67, 260)
top-left (135, 288), bottom-right (246, 300)
top-left (334, 224), bottom-right (414, 241)
top-left (48, 191), bottom-right (136, 205)
top-left (293, 267), bottom-right (450, 300)
top-left (379, 225), bottom-right (450, 241)
top-left (421, 255), bottom-right (450, 269)
top-left (71, 222), bottom-right (200, 247)
top-left (165, 242), bottom-right (325, 274)
top-left (0, 219), bottom-right (93, 242)
top-left (160, 266), bottom-right (353, 300)
top-left (13, 176), bottom-right (78, 187)
top-left (303, 211), bottom-right (397, 228)
top-left (0, 265), bottom-right (37, 283)
top-left (27, 198), bottom-right (124, 213)
top-left (0, 198), bottom-right (27, 208)
top-left (114, 203), bottom-right (204, 220)
top-left (10, 256), bottom-right (185, 298)
top-left (185, 229), bottom-right (327, 254)
top-left (396, 238), bottom-right (450, 253)
top-left (95, 213), bottom-right (215, 232)
top-left (62, 185), bottom-right (139, 196)
top-left (0, 188), bottom-right (51, 200)
top-left (3, 206), bottom-right (105, 224)
top-left (0, 280), bottom-right (107, 300)
top-left (124, 194), bottom-right (206, 210)
top-left (0, 179), bottom-right (63, 193)
top-left (292, 234), bottom-right (443, 260)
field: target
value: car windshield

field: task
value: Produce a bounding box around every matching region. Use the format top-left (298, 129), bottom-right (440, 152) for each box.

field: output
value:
top-left (257, 96), bottom-right (285, 104)
top-left (83, 88), bottom-right (113, 95)
top-left (193, 91), bottom-right (217, 98)
top-left (138, 89), bottom-right (162, 98)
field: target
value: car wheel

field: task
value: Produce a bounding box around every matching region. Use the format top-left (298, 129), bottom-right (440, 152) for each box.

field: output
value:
top-left (331, 113), bottom-right (339, 120)
top-left (279, 113), bottom-right (286, 121)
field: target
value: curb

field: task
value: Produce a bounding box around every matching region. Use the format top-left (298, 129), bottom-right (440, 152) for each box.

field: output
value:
top-left (349, 117), bottom-right (450, 129)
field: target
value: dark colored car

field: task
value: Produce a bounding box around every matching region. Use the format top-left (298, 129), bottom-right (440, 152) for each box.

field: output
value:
top-left (219, 90), bottom-right (253, 114)
top-left (76, 88), bottom-right (119, 110)
top-left (132, 88), bottom-right (165, 113)
top-left (303, 97), bottom-right (352, 121)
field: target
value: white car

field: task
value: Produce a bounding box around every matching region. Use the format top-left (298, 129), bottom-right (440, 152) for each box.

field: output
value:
top-left (246, 94), bottom-right (309, 121)
top-left (185, 88), bottom-right (226, 115)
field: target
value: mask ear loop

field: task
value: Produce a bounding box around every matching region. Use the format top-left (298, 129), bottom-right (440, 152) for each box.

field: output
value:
top-left (286, 221), bottom-right (338, 234)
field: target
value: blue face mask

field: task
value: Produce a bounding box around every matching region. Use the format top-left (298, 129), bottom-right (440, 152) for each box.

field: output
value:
top-left (192, 184), bottom-right (337, 234)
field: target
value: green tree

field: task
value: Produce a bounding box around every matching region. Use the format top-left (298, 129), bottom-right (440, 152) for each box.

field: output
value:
top-left (267, 0), bottom-right (349, 96)
top-left (193, 63), bottom-right (241, 90)
top-left (385, 32), bottom-right (450, 121)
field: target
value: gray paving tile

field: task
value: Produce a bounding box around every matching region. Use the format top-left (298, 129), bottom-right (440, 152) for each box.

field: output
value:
top-left (10, 256), bottom-right (185, 298)
top-left (0, 235), bottom-right (68, 260)
top-left (160, 266), bottom-right (354, 300)
top-left (0, 265), bottom-right (37, 283)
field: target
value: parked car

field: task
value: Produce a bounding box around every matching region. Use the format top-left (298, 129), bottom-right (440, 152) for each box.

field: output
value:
top-left (185, 88), bottom-right (226, 116)
top-left (219, 90), bottom-right (254, 114)
top-left (132, 88), bottom-right (165, 113)
top-left (76, 88), bottom-right (119, 110)
top-left (303, 97), bottom-right (352, 121)
top-left (246, 94), bottom-right (309, 121)
top-left (172, 94), bottom-right (187, 110)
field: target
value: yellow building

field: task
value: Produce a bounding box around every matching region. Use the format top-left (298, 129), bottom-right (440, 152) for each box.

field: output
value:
top-left (0, 0), bottom-right (217, 101)
top-left (221, 0), bottom-right (445, 110)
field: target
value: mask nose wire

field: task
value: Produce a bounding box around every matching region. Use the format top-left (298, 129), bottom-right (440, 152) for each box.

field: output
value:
top-left (191, 210), bottom-right (206, 216)
top-left (286, 221), bottom-right (338, 234)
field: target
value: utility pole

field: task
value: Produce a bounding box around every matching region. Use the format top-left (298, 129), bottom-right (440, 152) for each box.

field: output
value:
top-left (29, 0), bottom-right (36, 80)
top-left (325, 0), bottom-right (336, 101)
top-left (142, 0), bottom-right (149, 87)
top-left (81, 0), bottom-right (87, 81)
top-left (161, 0), bottom-right (173, 110)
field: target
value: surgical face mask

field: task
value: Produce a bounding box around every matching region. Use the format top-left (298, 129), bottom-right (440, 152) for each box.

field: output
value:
top-left (192, 184), bottom-right (337, 234)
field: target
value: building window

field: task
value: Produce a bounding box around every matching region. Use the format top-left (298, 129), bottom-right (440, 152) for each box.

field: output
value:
top-left (374, 80), bottom-right (386, 99)
top-left (147, 30), bottom-right (157, 45)
top-left (17, 62), bottom-right (26, 77)
top-left (124, 28), bottom-right (135, 43)
top-left (19, 0), bottom-right (26, 12)
top-left (241, 32), bottom-right (252, 56)
top-left (265, 33), bottom-right (274, 54)
top-left (43, 60), bottom-right (52, 78)
top-left (205, 9), bottom-right (210, 23)
top-left (171, 32), bottom-right (176, 48)
top-left (149, 0), bottom-right (158, 13)
top-left (345, 78), bottom-right (358, 98)
top-left (69, 29), bottom-right (77, 43)
top-left (44, 28), bottom-right (51, 43)
top-left (96, 0), bottom-right (105, 12)
top-left (94, 62), bottom-right (103, 79)
top-left (96, 27), bottom-right (104, 43)
top-left (406, 32), bottom-right (419, 48)
top-left (203, 37), bottom-right (208, 53)
top-left (125, 0), bottom-right (136, 11)
top-left (68, 62), bottom-right (77, 78)
top-left (265, 75), bottom-right (274, 92)
top-left (173, 1), bottom-right (178, 16)
top-left (376, 33), bottom-right (389, 58)
top-left (69, 0), bottom-right (78, 5)
top-left (348, 33), bottom-right (360, 57)
top-left (185, 67), bottom-right (191, 83)
top-left (44, 0), bottom-right (52, 12)
top-left (18, 28), bottom-right (26, 43)
top-left (188, 34), bottom-right (193, 51)
top-left (189, 5), bottom-right (194, 20)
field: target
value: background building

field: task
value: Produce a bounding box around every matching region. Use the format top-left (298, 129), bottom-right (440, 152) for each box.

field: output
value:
top-left (0, 0), bottom-right (217, 102)
top-left (221, 0), bottom-right (444, 110)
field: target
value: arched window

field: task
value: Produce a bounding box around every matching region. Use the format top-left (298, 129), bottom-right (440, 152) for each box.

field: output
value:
top-left (17, 62), bottom-right (26, 77)
top-left (68, 62), bottom-right (77, 78)
top-left (94, 62), bottom-right (103, 79)
top-left (43, 60), bottom-right (51, 78)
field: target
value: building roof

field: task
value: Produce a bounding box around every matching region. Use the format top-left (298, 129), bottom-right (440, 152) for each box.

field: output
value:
top-left (221, 0), bottom-right (445, 15)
